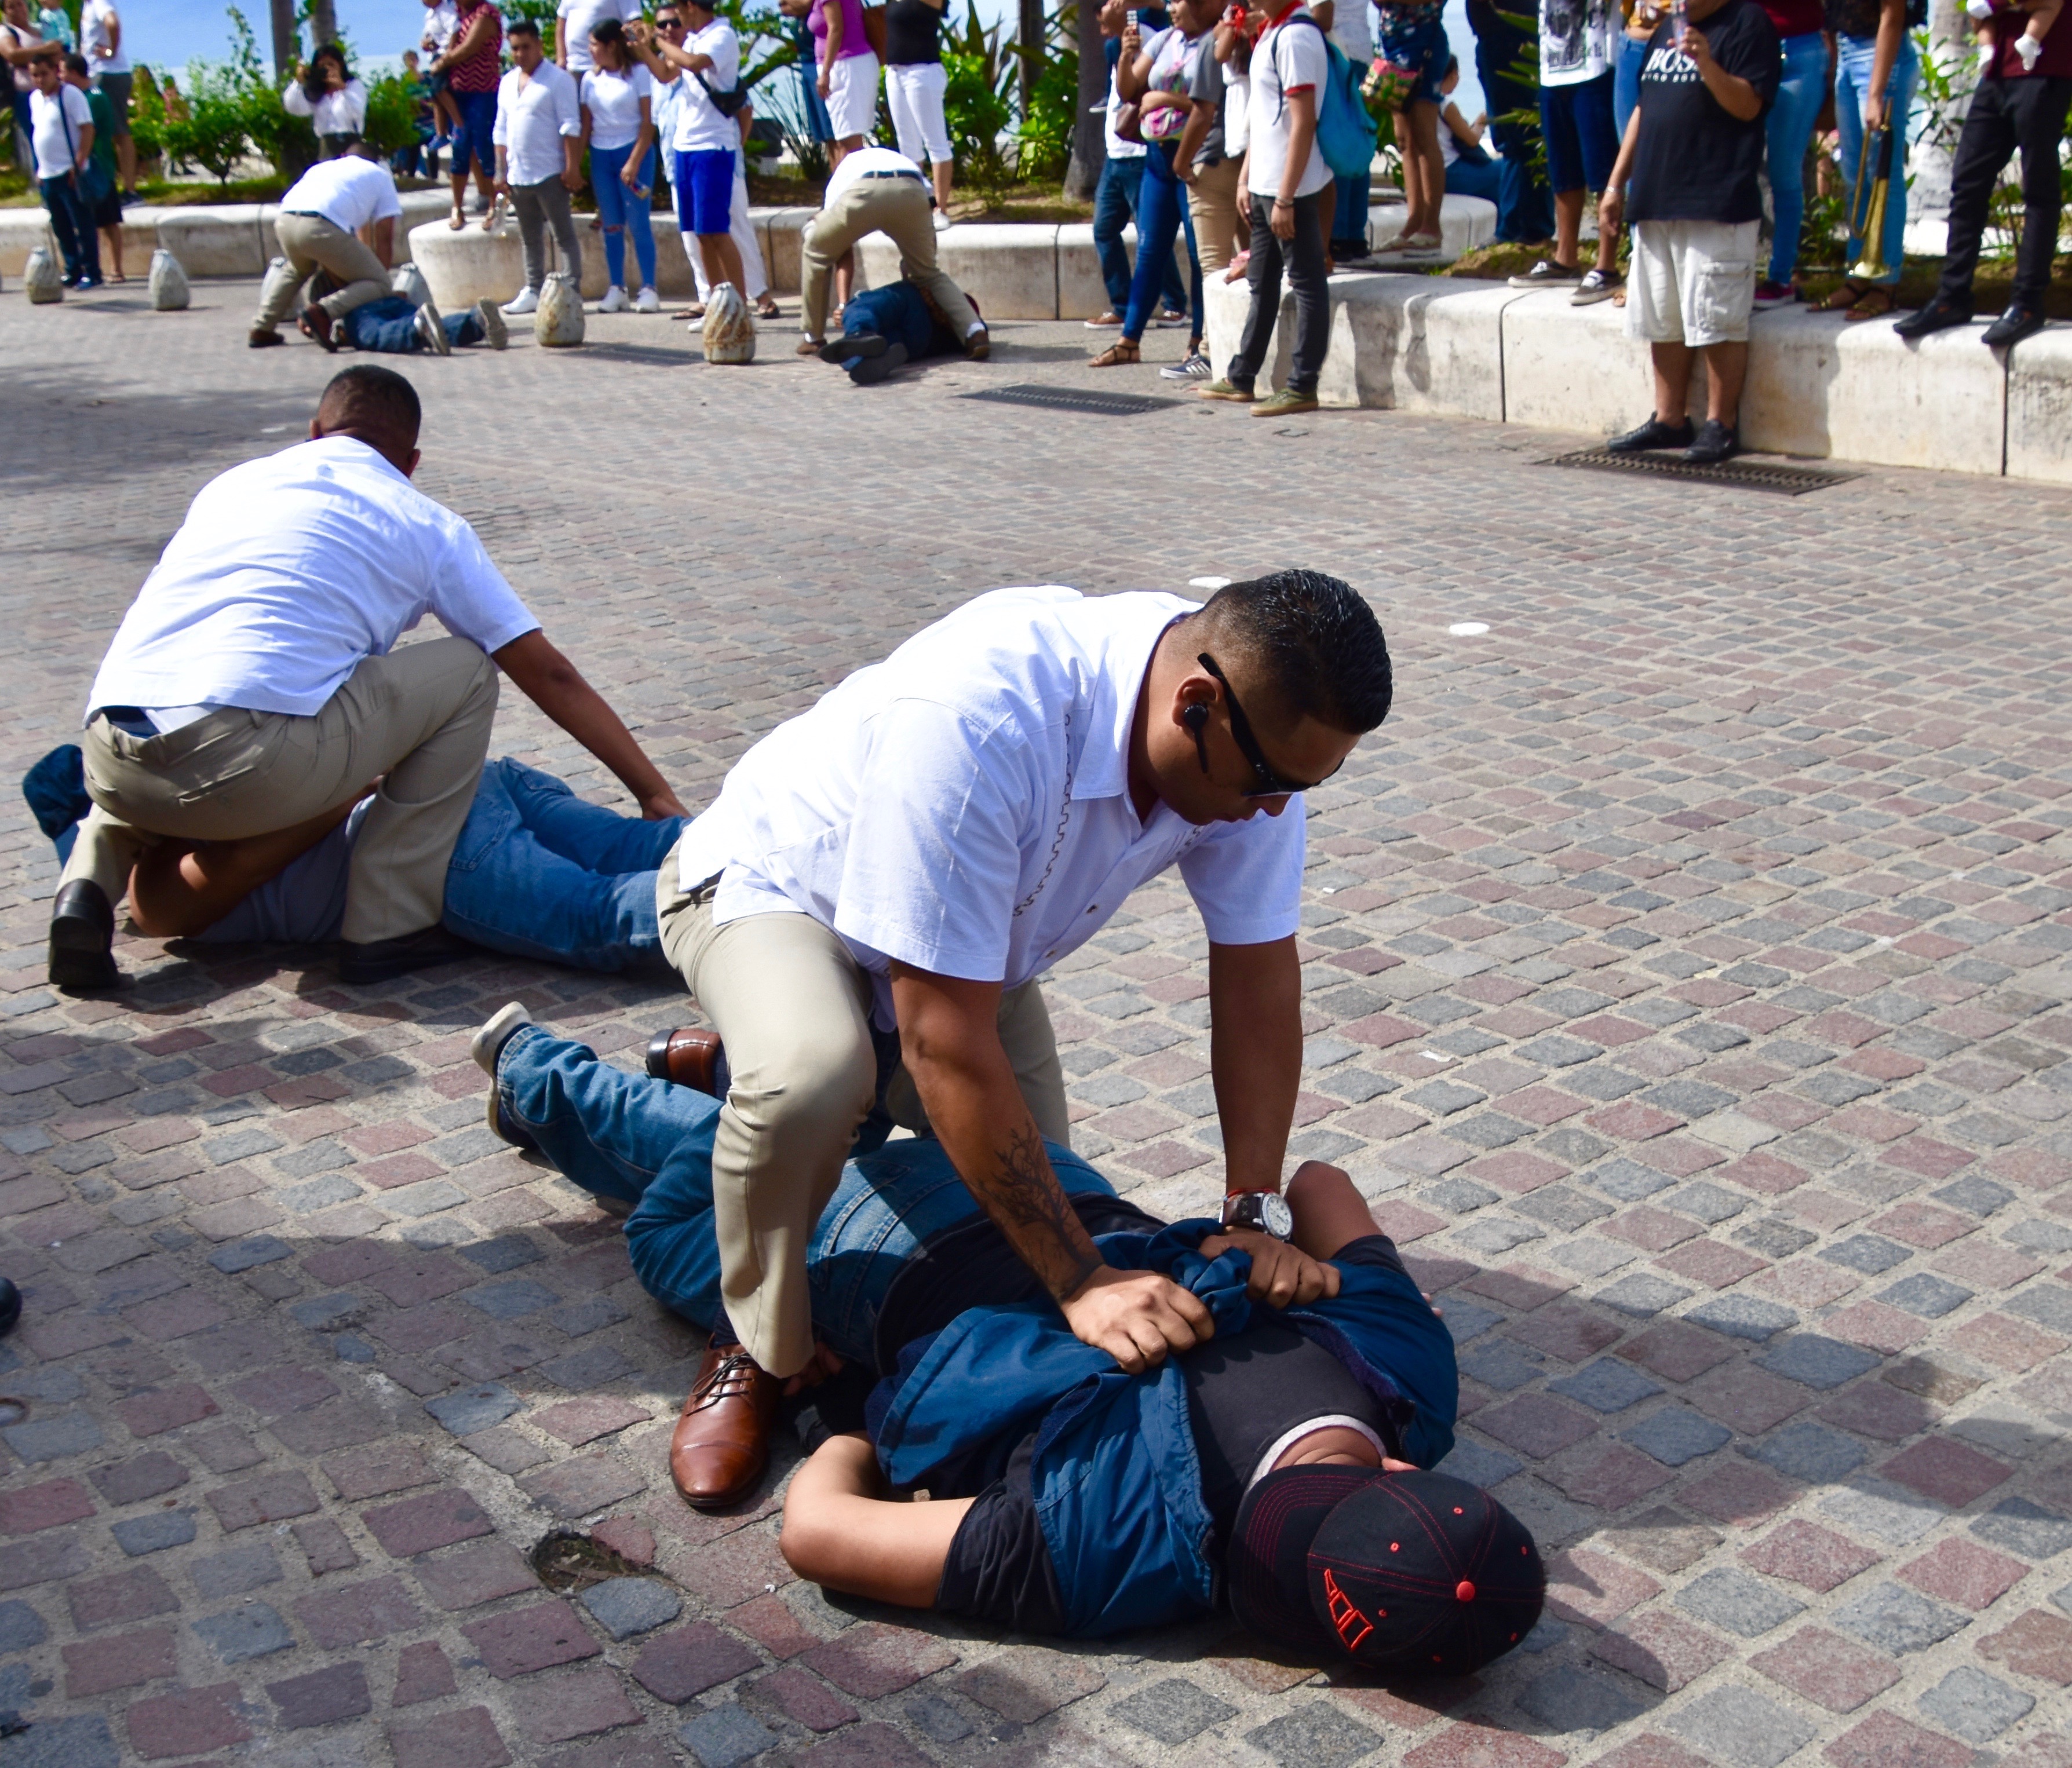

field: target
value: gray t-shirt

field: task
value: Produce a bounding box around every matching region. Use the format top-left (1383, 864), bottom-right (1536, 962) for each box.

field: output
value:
top-left (196, 800), bottom-right (366, 945)
top-left (1186, 34), bottom-right (1228, 170)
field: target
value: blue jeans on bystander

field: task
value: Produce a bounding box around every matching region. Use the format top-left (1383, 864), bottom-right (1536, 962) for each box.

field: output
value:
top-left (1834, 31), bottom-right (1916, 286)
top-left (1121, 141), bottom-right (1203, 342)
top-left (1094, 149), bottom-right (1188, 316)
top-left (1765, 31), bottom-right (1830, 286)
top-left (39, 171), bottom-right (99, 282)
top-left (589, 140), bottom-right (658, 291)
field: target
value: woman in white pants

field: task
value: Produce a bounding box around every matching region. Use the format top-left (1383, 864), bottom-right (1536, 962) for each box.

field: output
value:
top-left (882, 0), bottom-right (952, 213)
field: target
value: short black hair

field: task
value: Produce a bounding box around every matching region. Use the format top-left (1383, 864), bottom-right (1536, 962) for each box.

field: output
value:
top-left (63, 50), bottom-right (87, 76)
top-left (1194, 570), bottom-right (1392, 734)
top-left (507, 16), bottom-right (541, 36)
top-left (315, 365), bottom-right (422, 462)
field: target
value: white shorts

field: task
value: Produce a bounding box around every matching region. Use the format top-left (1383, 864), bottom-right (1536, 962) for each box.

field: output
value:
top-left (885, 60), bottom-right (951, 165)
top-left (1626, 218), bottom-right (1760, 348)
top-left (825, 50), bottom-right (881, 141)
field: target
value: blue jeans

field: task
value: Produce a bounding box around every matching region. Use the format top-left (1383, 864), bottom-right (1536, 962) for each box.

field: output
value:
top-left (1765, 31), bottom-right (1829, 284)
top-left (1094, 151), bottom-right (1188, 315)
top-left (341, 293), bottom-right (484, 352)
top-left (590, 140), bottom-right (658, 290)
top-left (39, 172), bottom-right (98, 282)
top-left (1613, 33), bottom-right (1648, 139)
top-left (494, 1027), bottom-right (1117, 1363)
top-left (439, 758), bottom-right (684, 971)
top-left (1122, 142), bottom-right (1203, 342)
top-left (1834, 32), bottom-right (1917, 287)
top-left (1444, 154), bottom-right (1502, 206)
top-left (1330, 167), bottom-right (1371, 255)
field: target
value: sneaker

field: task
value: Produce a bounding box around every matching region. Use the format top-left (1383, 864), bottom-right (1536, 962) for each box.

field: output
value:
top-left (1509, 258), bottom-right (1584, 289)
top-left (501, 287), bottom-right (539, 316)
top-left (471, 1002), bottom-right (533, 1076)
top-left (414, 300), bottom-right (451, 355)
top-left (1751, 279), bottom-right (1799, 310)
top-left (1571, 268), bottom-right (1624, 305)
top-left (1198, 377), bottom-right (1256, 402)
top-left (1686, 418), bottom-right (1739, 464)
top-left (634, 286), bottom-right (659, 313)
top-left (1607, 415), bottom-right (1695, 453)
top-left (1151, 307), bottom-right (1190, 328)
top-left (599, 284), bottom-right (629, 313)
top-left (1084, 309), bottom-right (1124, 328)
top-left (1161, 352), bottom-right (1213, 380)
top-left (475, 297), bottom-right (508, 350)
top-left (1251, 386), bottom-right (1320, 418)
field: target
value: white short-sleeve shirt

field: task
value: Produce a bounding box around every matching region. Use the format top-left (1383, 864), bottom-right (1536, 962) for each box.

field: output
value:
top-left (85, 436), bottom-right (540, 721)
top-left (279, 155), bottom-right (403, 231)
top-left (581, 62), bottom-right (654, 149)
top-left (670, 18), bottom-right (741, 152)
top-left (28, 83), bottom-right (91, 180)
top-left (557, 0), bottom-right (640, 70)
top-left (79, 0), bottom-right (127, 72)
top-left (675, 587), bottom-right (1308, 1028)
top-left (1249, 4), bottom-right (1330, 199)
top-left (494, 59), bottom-right (583, 186)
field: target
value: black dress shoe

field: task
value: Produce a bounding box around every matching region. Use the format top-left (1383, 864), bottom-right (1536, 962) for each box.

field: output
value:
top-left (49, 881), bottom-right (119, 991)
top-left (1982, 305), bottom-right (2046, 348)
top-left (0, 1276), bottom-right (18, 1336)
top-left (849, 341), bottom-right (909, 386)
top-left (337, 925), bottom-right (475, 984)
top-left (1892, 297), bottom-right (1972, 340)
top-left (1686, 418), bottom-right (1741, 465)
top-left (1607, 415), bottom-right (1695, 454)
top-left (818, 330), bottom-right (887, 363)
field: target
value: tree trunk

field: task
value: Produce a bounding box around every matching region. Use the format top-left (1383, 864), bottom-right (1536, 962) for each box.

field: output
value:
top-left (268, 0), bottom-right (298, 78)
top-left (310, 0), bottom-right (338, 50)
top-left (1066, 1), bottom-right (1106, 199)
top-left (1019, 0), bottom-right (1043, 120)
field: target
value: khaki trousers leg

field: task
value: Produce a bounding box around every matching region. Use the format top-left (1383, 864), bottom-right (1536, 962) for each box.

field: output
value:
top-left (68, 637), bottom-right (499, 944)
top-left (880, 979), bottom-right (1070, 1147)
top-left (1187, 156), bottom-right (1243, 276)
top-left (658, 861), bottom-right (879, 1379)
top-left (801, 177), bottom-right (979, 344)
top-left (258, 212), bottom-right (391, 330)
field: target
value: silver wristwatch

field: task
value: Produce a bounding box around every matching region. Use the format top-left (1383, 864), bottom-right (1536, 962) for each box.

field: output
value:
top-left (1221, 1189), bottom-right (1294, 1241)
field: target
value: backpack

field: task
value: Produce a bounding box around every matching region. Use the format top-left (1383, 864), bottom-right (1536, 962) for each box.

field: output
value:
top-left (1275, 12), bottom-right (1380, 181)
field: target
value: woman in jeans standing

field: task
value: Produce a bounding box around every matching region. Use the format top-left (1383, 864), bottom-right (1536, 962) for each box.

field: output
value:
top-left (582, 19), bottom-right (659, 312)
top-left (435, 0), bottom-right (504, 228)
top-left (1750, 0), bottom-right (1829, 306)
top-left (1088, 0), bottom-right (1209, 370)
top-left (1814, 0), bottom-right (1913, 318)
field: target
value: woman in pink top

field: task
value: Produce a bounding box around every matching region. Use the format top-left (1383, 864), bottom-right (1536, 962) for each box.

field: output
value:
top-left (811, 0), bottom-right (880, 157)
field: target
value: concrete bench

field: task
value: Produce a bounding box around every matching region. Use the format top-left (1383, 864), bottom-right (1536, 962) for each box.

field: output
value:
top-left (1201, 269), bottom-right (2063, 484)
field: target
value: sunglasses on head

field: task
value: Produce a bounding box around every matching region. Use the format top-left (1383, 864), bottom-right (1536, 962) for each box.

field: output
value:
top-left (1194, 653), bottom-right (1328, 798)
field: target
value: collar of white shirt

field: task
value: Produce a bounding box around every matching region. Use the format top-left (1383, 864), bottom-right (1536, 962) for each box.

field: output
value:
top-left (1070, 598), bottom-right (1189, 810)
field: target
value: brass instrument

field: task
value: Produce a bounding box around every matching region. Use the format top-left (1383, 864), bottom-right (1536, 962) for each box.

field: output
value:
top-left (1847, 121), bottom-right (1894, 282)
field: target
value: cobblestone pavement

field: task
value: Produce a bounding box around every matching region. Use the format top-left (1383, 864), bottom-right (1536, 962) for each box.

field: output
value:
top-left (2, 280), bottom-right (2070, 1768)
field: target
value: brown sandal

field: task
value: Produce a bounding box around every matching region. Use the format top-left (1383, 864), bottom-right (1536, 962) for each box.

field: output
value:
top-left (1089, 337), bottom-right (1140, 368)
top-left (1811, 280), bottom-right (1869, 313)
top-left (1844, 286), bottom-right (1896, 322)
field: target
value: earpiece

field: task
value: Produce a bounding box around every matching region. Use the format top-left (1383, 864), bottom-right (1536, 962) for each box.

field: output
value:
top-left (1182, 703), bottom-right (1209, 735)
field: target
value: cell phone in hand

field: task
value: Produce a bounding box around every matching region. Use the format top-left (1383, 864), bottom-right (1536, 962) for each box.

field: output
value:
top-left (1126, 8), bottom-right (1139, 24)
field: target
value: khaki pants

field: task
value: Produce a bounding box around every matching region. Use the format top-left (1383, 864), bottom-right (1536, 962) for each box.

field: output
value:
top-left (254, 210), bottom-right (391, 333)
top-left (656, 848), bottom-right (1069, 1378)
top-left (801, 174), bottom-right (977, 346)
top-left (1186, 156), bottom-right (1245, 277)
top-left (62, 637), bottom-right (499, 946)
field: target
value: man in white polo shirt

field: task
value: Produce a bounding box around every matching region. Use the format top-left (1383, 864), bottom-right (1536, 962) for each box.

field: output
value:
top-left (796, 141), bottom-right (984, 356)
top-left (51, 366), bottom-right (688, 992)
top-left (493, 17), bottom-right (584, 316)
top-left (629, 0), bottom-right (748, 302)
top-left (249, 141), bottom-right (402, 350)
top-left (644, 571), bottom-right (1395, 1507)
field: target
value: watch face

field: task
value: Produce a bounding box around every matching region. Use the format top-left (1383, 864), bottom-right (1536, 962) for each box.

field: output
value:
top-left (1260, 1191), bottom-right (1294, 1240)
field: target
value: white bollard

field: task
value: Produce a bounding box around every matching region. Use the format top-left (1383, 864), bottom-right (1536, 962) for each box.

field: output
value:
top-left (535, 271), bottom-right (585, 346)
top-left (24, 245), bottom-right (61, 304)
top-left (701, 280), bottom-right (755, 364)
top-left (148, 247), bottom-right (191, 311)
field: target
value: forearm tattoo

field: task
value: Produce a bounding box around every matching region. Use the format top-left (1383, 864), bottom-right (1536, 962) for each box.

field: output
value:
top-left (973, 1122), bottom-right (1103, 1302)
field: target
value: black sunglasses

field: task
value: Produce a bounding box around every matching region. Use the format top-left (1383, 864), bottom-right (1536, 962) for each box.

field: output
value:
top-left (1194, 652), bottom-right (1326, 798)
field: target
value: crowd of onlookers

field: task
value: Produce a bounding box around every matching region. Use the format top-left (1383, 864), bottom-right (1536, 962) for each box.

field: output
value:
top-left (3, 0), bottom-right (136, 288)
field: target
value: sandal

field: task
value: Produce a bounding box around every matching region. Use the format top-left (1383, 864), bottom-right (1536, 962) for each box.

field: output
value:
top-left (675, 304), bottom-right (706, 321)
top-left (1811, 279), bottom-right (1869, 313)
top-left (755, 297), bottom-right (780, 319)
top-left (1089, 337), bottom-right (1140, 367)
top-left (448, 204), bottom-right (466, 231)
top-left (1844, 285), bottom-right (1896, 322)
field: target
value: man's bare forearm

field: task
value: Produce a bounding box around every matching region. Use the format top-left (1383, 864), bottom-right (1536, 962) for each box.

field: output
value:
top-left (1209, 936), bottom-right (1301, 1193)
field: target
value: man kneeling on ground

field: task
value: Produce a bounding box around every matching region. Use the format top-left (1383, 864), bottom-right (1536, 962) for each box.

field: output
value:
top-left (467, 1007), bottom-right (1546, 1666)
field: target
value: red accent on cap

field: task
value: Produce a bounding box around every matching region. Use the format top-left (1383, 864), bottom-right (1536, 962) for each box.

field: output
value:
top-left (1455, 1580), bottom-right (1476, 1602)
top-left (1389, 1542), bottom-right (1399, 1552)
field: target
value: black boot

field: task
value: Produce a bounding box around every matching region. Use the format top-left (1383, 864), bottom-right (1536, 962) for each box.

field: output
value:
top-left (49, 880), bottom-right (119, 991)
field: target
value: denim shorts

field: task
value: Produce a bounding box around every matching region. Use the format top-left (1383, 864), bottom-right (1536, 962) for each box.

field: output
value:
top-left (1378, 12), bottom-right (1449, 106)
top-left (1539, 69), bottom-right (1618, 194)
top-left (450, 87), bottom-right (497, 177)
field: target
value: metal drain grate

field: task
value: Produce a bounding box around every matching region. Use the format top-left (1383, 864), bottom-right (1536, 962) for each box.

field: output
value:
top-left (960, 383), bottom-right (1181, 417)
top-left (1544, 448), bottom-right (1859, 495)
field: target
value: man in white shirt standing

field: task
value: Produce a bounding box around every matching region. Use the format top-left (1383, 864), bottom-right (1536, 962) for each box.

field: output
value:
top-left (636, 572), bottom-right (1394, 1509)
top-left (250, 143), bottom-right (401, 349)
top-left (1199, 0), bottom-right (1332, 418)
top-left (52, 365), bottom-right (688, 992)
top-left (23, 48), bottom-right (97, 287)
top-left (796, 142), bottom-right (984, 356)
top-left (76, 0), bottom-right (127, 194)
top-left (629, 0), bottom-right (748, 302)
top-left (494, 17), bottom-right (584, 316)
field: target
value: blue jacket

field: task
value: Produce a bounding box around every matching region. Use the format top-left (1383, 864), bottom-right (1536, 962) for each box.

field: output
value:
top-left (870, 1222), bottom-right (1459, 1638)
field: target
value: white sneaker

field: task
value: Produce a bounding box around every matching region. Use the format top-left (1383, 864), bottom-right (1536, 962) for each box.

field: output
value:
top-left (471, 1002), bottom-right (532, 1076)
top-left (634, 286), bottom-right (659, 313)
top-left (501, 287), bottom-right (539, 316)
top-left (599, 285), bottom-right (628, 313)
top-left (414, 301), bottom-right (451, 355)
top-left (474, 297), bottom-right (508, 350)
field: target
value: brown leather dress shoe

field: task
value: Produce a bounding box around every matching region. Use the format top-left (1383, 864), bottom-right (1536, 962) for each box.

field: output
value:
top-left (670, 1335), bottom-right (778, 1509)
top-left (645, 1027), bottom-right (727, 1097)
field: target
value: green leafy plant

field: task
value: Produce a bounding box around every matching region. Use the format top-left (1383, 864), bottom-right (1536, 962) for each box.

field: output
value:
top-left (1012, 2), bottom-right (1077, 180)
top-left (942, 1), bottom-right (1016, 192)
top-left (160, 56), bottom-right (254, 184)
top-left (361, 71), bottom-right (422, 158)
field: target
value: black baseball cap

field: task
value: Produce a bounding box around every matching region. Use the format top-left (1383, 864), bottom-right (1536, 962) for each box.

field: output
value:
top-left (1227, 1467), bottom-right (1544, 1674)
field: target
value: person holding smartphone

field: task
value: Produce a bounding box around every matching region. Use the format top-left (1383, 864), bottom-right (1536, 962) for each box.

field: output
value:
top-left (581, 17), bottom-right (660, 312)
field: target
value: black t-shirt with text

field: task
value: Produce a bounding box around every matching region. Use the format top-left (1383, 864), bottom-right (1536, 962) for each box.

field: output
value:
top-left (1627, 0), bottom-right (1780, 224)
